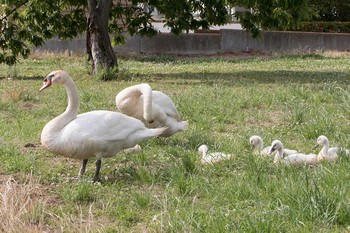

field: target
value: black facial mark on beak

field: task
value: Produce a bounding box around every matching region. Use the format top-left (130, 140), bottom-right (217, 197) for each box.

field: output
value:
top-left (39, 74), bottom-right (53, 92)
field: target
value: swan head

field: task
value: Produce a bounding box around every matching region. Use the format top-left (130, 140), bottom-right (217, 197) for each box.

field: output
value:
top-left (249, 135), bottom-right (263, 150)
top-left (269, 140), bottom-right (283, 154)
top-left (40, 70), bottom-right (70, 91)
top-left (314, 135), bottom-right (329, 148)
top-left (198, 144), bottom-right (208, 155)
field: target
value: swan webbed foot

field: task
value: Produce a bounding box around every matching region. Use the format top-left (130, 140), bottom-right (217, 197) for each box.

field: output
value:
top-left (93, 159), bottom-right (102, 182)
top-left (78, 159), bottom-right (88, 178)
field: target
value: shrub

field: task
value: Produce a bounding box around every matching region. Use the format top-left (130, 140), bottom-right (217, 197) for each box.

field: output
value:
top-left (295, 21), bottom-right (350, 33)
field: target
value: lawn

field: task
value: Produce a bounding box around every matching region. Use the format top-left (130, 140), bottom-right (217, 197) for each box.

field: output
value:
top-left (0, 51), bottom-right (349, 232)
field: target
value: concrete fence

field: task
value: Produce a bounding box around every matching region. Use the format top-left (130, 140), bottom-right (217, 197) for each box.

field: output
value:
top-left (36, 30), bottom-right (350, 55)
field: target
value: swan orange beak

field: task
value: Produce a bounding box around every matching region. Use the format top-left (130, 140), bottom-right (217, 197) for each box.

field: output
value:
top-left (39, 78), bottom-right (52, 92)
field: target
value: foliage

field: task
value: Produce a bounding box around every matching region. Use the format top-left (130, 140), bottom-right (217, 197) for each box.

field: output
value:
top-left (310, 0), bottom-right (350, 21)
top-left (296, 21), bottom-right (350, 33)
top-left (0, 0), bottom-right (317, 66)
top-left (0, 0), bottom-right (86, 65)
top-left (154, 0), bottom-right (229, 34)
top-left (0, 0), bottom-right (228, 66)
top-left (229, 0), bottom-right (317, 37)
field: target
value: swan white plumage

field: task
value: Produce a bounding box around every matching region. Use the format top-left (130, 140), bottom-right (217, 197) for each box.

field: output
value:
top-left (198, 144), bottom-right (232, 164)
top-left (115, 83), bottom-right (188, 137)
top-left (40, 70), bottom-right (167, 181)
top-left (249, 135), bottom-right (297, 156)
top-left (314, 135), bottom-right (350, 162)
top-left (270, 140), bottom-right (322, 165)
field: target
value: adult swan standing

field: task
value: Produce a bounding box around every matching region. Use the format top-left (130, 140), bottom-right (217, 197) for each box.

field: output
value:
top-left (39, 70), bottom-right (167, 181)
top-left (115, 83), bottom-right (188, 137)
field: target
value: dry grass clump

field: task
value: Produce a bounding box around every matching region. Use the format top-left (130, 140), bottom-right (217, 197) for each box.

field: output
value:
top-left (1, 89), bottom-right (24, 103)
top-left (0, 174), bottom-right (49, 232)
top-left (0, 174), bottom-right (108, 232)
top-left (318, 50), bottom-right (350, 58)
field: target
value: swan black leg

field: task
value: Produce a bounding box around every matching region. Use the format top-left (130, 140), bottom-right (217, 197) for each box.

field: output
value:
top-left (93, 159), bottom-right (102, 182)
top-left (78, 159), bottom-right (88, 178)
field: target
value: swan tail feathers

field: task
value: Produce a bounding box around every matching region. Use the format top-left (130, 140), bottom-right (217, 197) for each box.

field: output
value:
top-left (179, 120), bottom-right (189, 131)
top-left (149, 126), bottom-right (169, 137)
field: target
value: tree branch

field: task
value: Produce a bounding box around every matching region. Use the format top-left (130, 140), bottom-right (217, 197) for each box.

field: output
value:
top-left (0, 0), bottom-right (30, 21)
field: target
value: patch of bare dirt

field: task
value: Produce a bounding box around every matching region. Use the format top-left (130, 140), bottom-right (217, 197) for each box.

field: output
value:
top-left (21, 142), bottom-right (42, 154)
top-left (19, 102), bottom-right (40, 111)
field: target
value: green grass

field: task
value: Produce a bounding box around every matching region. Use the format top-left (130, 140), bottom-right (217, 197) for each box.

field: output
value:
top-left (0, 51), bottom-right (350, 232)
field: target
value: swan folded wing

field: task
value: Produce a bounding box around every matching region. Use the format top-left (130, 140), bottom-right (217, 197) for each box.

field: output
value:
top-left (283, 149), bottom-right (298, 156)
top-left (319, 147), bottom-right (338, 161)
top-left (284, 154), bottom-right (318, 165)
top-left (61, 111), bottom-right (147, 141)
top-left (152, 91), bottom-right (181, 120)
top-left (203, 152), bottom-right (232, 164)
top-left (328, 147), bottom-right (340, 157)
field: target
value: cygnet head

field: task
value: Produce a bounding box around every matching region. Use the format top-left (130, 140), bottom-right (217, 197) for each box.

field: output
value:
top-left (39, 70), bottom-right (70, 91)
top-left (249, 135), bottom-right (263, 149)
top-left (198, 144), bottom-right (208, 154)
top-left (269, 140), bottom-right (283, 154)
top-left (314, 135), bottom-right (329, 148)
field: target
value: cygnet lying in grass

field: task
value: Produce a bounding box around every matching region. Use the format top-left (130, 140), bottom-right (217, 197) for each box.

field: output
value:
top-left (198, 144), bottom-right (232, 164)
top-left (270, 140), bottom-right (322, 165)
top-left (314, 135), bottom-right (350, 162)
top-left (249, 135), bottom-right (297, 156)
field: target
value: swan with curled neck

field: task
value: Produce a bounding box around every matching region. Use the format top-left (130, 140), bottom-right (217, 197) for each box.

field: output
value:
top-left (249, 135), bottom-right (297, 156)
top-left (314, 135), bottom-right (350, 162)
top-left (40, 70), bottom-right (166, 181)
top-left (270, 140), bottom-right (322, 165)
top-left (115, 83), bottom-right (188, 137)
top-left (198, 144), bottom-right (232, 164)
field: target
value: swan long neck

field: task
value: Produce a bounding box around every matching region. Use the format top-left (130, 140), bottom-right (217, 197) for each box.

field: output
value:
top-left (52, 77), bottom-right (79, 130)
top-left (273, 146), bottom-right (284, 163)
top-left (140, 84), bottom-right (153, 122)
top-left (321, 140), bottom-right (329, 156)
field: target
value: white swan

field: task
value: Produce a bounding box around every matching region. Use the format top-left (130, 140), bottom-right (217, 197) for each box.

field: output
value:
top-left (115, 83), bottom-right (188, 137)
top-left (270, 140), bottom-right (322, 165)
top-left (40, 70), bottom-right (167, 181)
top-left (198, 144), bottom-right (232, 164)
top-left (249, 135), bottom-right (297, 156)
top-left (314, 135), bottom-right (350, 162)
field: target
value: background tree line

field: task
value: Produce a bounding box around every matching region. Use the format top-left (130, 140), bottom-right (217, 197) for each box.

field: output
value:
top-left (0, 0), bottom-right (347, 75)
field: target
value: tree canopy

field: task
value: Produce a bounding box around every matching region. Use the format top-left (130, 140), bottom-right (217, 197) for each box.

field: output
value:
top-left (0, 0), bottom-right (315, 70)
top-left (310, 0), bottom-right (350, 21)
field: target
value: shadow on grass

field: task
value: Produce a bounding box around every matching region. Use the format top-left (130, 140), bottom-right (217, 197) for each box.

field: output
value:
top-left (0, 75), bottom-right (44, 80)
top-left (1, 62), bottom-right (348, 85)
top-left (120, 53), bottom-right (337, 64)
top-left (134, 70), bottom-right (350, 85)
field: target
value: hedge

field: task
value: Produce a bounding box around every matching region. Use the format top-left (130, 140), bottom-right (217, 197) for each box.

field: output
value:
top-left (295, 21), bottom-right (350, 33)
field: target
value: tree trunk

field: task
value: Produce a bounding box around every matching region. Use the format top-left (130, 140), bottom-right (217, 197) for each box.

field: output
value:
top-left (87, 0), bottom-right (117, 74)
